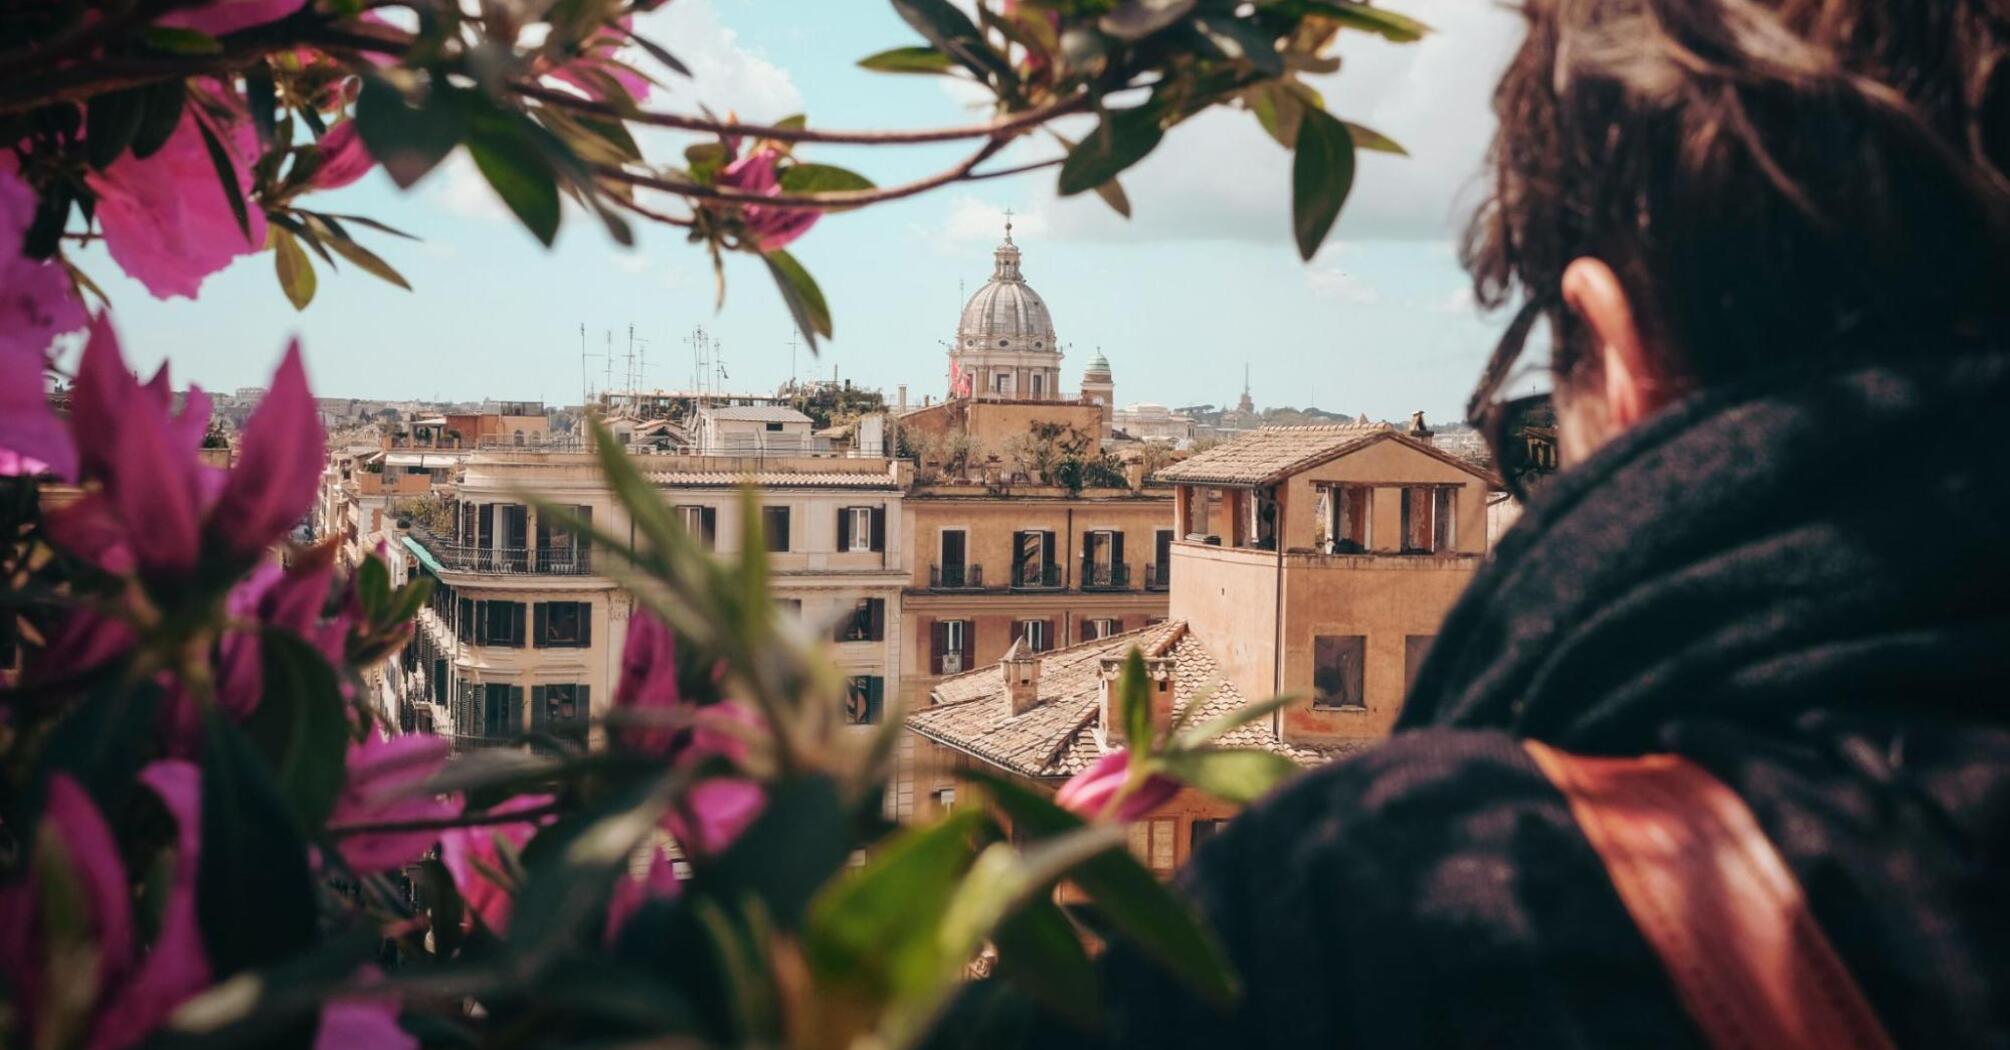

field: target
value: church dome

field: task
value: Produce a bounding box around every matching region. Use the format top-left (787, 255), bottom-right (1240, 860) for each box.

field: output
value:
top-left (1084, 349), bottom-right (1111, 378)
top-left (956, 230), bottom-right (1057, 352)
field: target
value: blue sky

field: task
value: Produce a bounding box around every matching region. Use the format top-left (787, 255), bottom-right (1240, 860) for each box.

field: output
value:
top-left (71, 0), bottom-right (1528, 421)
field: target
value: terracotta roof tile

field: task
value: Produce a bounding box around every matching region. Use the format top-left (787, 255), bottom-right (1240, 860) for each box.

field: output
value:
top-left (645, 470), bottom-right (898, 489)
top-left (1152, 424), bottom-right (1389, 487)
top-left (906, 620), bottom-right (1361, 779)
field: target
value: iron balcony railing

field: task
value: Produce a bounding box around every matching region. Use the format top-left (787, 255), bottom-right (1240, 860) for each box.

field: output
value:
top-left (1080, 562), bottom-right (1132, 591)
top-left (1009, 562), bottom-right (1063, 590)
top-left (929, 563), bottom-right (984, 590)
top-left (1145, 563), bottom-right (1171, 591)
top-left (413, 530), bottom-right (593, 575)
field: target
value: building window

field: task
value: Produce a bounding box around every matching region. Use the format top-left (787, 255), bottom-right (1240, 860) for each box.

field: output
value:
top-left (1405, 635), bottom-right (1435, 697)
top-left (1015, 619), bottom-right (1050, 653)
top-left (762, 506), bottom-right (791, 553)
top-left (1011, 529), bottom-right (1057, 587)
top-left (932, 787), bottom-right (957, 810)
top-left (468, 600), bottom-right (526, 648)
top-left (532, 601), bottom-right (590, 648)
top-left (1313, 635), bottom-right (1366, 709)
top-left (1082, 618), bottom-right (1118, 642)
top-left (1190, 819), bottom-right (1227, 854)
top-left (838, 598), bottom-right (886, 643)
top-left (765, 421), bottom-right (785, 432)
top-left (1031, 373), bottom-right (1044, 397)
top-left (480, 682), bottom-right (522, 738)
top-left (531, 683), bottom-right (589, 738)
top-left (1400, 487), bottom-right (1456, 553)
top-left (675, 505), bottom-right (717, 550)
top-left (777, 597), bottom-right (803, 618)
top-left (844, 676), bottom-right (884, 725)
top-left (837, 506), bottom-right (884, 553)
top-left (1328, 485), bottom-right (1371, 553)
top-left (1127, 818), bottom-right (1179, 876)
top-left (931, 619), bottom-right (972, 674)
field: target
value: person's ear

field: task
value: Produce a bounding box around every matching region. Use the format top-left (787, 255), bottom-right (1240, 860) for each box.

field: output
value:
top-left (1561, 257), bottom-right (1666, 428)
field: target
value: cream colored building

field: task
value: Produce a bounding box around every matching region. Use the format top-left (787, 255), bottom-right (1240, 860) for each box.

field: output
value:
top-left (394, 449), bottom-right (910, 749)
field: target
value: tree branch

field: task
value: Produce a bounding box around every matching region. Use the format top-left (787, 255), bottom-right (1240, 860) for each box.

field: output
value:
top-left (518, 81), bottom-right (1091, 146)
top-left (595, 135), bottom-right (1012, 211)
top-left (328, 802), bottom-right (564, 837)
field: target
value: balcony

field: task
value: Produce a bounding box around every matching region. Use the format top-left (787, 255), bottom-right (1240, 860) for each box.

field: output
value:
top-left (930, 563), bottom-right (985, 590)
top-left (1145, 563), bottom-right (1171, 591)
top-left (1009, 562), bottom-right (1063, 591)
top-left (1081, 562), bottom-right (1132, 591)
top-left (410, 528), bottom-right (593, 575)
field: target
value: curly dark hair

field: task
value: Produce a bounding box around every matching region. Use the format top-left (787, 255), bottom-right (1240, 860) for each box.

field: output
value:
top-left (1463, 0), bottom-right (2010, 386)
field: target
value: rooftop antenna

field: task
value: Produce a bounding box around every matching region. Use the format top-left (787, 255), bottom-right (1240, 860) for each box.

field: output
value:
top-left (578, 323), bottom-right (589, 406)
top-left (787, 327), bottom-right (799, 391)
top-left (1003, 207), bottom-right (1014, 244)
top-left (603, 330), bottom-right (614, 407)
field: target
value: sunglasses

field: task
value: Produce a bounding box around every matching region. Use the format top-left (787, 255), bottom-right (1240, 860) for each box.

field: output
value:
top-left (1464, 294), bottom-right (1560, 503)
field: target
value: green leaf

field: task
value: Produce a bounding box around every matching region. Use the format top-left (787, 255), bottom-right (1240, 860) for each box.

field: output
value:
top-left (763, 248), bottom-right (833, 351)
top-left (890, 0), bottom-right (1015, 87)
top-left (1245, 82), bottom-right (1303, 149)
top-left (857, 46), bottom-right (955, 74)
top-left (1291, 106), bottom-right (1355, 261)
top-left (696, 776), bottom-right (851, 931)
top-left (1194, 15), bottom-right (1282, 76)
top-left (1303, 0), bottom-right (1431, 42)
top-left (1092, 177), bottom-right (1132, 219)
top-left (772, 114), bottom-right (808, 131)
top-left (357, 553), bottom-right (391, 619)
top-left (619, 24), bottom-right (692, 77)
top-left (1119, 648), bottom-right (1153, 754)
top-left (966, 772), bottom-right (1239, 1008)
top-left (272, 226), bottom-right (317, 310)
top-left (685, 142), bottom-right (730, 184)
top-left (245, 65), bottom-right (278, 147)
top-left (239, 632), bottom-right (351, 830)
top-left (1156, 749), bottom-right (1300, 805)
top-left (1098, 0), bottom-right (1198, 41)
top-left (140, 26), bottom-right (222, 53)
top-left (992, 896), bottom-right (1099, 1028)
top-left (355, 75), bottom-right (463, 189)
top-left (198, 711), bottom-right (318, 979)
top-left (192, 113), bottom-right (253, 244)
top-left (130, 81), bottom-right (187, 160)
top-left (85, 88), bottom-right (148, 170)
top-left (1342, 120), bottom-right (1406, 155)
top-left (1173, 693), bottom-right (1294, 750)
top-left (507, 773), bottom-right (675, 950)
top-left (805, 809), bottom-right (992, 999)
top-left (1058, 105), bottom-right (1164, 197)
top-left (777, 163), bottom-right (876, 194)
top-left (463, 104), bottom-right (561, 246)
top-left (318, 226), bottom-right (413, 291)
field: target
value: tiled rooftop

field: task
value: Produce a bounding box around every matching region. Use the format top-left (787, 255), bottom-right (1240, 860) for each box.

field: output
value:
top-left (1152, 423), bottom-right (1390, 487)
top-left (907, 620), bottom-right (1361, 780)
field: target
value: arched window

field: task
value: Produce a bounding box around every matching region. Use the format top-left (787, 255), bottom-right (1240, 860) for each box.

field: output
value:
top-left (513, 429), bottom-right (525, 446)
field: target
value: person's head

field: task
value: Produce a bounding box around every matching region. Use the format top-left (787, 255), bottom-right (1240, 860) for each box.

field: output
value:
top-left (1464, 0), bottom-right (2010, 467)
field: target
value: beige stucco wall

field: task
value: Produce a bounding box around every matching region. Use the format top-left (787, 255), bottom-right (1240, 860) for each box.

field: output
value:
top-left (1277, 437), bottom-right (1491, 554)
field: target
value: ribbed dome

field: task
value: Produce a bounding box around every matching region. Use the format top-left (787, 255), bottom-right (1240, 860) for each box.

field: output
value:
top-left (1084, 349), bottom-right (1111, 377)
top-left (956, 234), bottom-right (1057, 352)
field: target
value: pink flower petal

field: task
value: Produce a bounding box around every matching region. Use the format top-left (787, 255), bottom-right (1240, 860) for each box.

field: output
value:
top-left (663, 778), bottom-right (764, 856)
top-left (1055, 750), bottom-right (1179, 822)
top-left (89, 761), bottom-right (209, 1050)
top-left (439, 794), bottom-right (553, 932)
top-left (88, 105), bottom-right (266, 300)
top-left (0, 775), bottom-right (137, 1038)
top-left (155, 0), bottom-right (308, 38)
top-left (0, 170), bottom-right (83, 478)
top-left (612, 610), bottom-right (681, 753)
top-left (604, 845), bottom-right (681, 944)
top-left (314, 998), bottom-right (415, 1050)
top-left (329, 733), bottom-right (461, 874)
top-left (208, 341), bottom-right (323, 565)
top-left (309, 121), bottom-right (377, 190)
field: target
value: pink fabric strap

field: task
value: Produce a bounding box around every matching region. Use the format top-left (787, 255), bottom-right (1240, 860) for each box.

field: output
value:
top-left (1524, 740), bottom-right (1897, 1050)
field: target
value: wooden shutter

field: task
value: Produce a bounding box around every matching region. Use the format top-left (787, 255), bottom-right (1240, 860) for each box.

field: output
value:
top-left (532, 603), bottom-right (548, 648)
top-left (509, 685), bottom-right (525, 733)
top-left (868, 598), bottom-right (885, 641)
top-left (1010, 531), bottom-right (1027, 580)
top-left (576, 686), bottom-right (590, 727)
top-left (1042, 531), bottom-right (1057, 572)
top-left (1043, 618), bottom-right (1058, 653)
top-left (578, 603), bottom-right (591, 647)
top-left (837, 507), bottom-right (852, 551)
top-left (700, 507), bottom-right (718, 548)
top-left (531, 685), bottom-right (547, 731)
top-left (1112, 532), bottom-right (1125, 575)
top-left (534, 516), bottom-right (551, 553)
top-left (1111, 617), bottom-right (1125, 635)
top-left (575, 505), bottom-right (592, 555)
top-left (870, 507), bottom-right (886, 552)
top-left (457, 597), bottom-right (473, 643)
top-left (513, 603), bottom-right (528, 647)
top-left (477, 503), bottom-right (494, 547)
top-left (925, 617), bottom-right (943, 674)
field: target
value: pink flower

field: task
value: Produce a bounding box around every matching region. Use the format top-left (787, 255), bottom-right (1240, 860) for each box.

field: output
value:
top-left (1055, 750), bottom-right (1180, 822)
top-left (88, 100), bottom-right (266, 300)
top-left (0, 764), bottom-right (210, 1050)
top-left (604, 845), bottom-right (682, 944)
top-left (315, 995), bottom-right (415, 1050)
top-left (328, 732), bottom-right (462, 874)
top-left (716, 147), bottom-right (819, 252)
top-left (156, 0), bottom-right (308, 36)
top-left (546, 16), bottom-right (652, 104)
top-left (612, 609), bottom-right (682, 753)
top-left (439, 794), bottom-right (555, 933)
top-left (309, 120), bottom-right (376, 190)
top-left (0, 170), bottom-right (85, 477)
top-left (43, 317), bottom-right (322, 588)
top-left (664, 777), bottom-right (764, 855)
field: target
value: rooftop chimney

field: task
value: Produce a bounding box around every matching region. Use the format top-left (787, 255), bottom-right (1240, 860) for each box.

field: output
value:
top-left (897, 384), bottom-right (908, 414)
top-left (1099, 655), bottom-right (1177, 743)
top-left (1004, 639), bottom-right (1042, 715)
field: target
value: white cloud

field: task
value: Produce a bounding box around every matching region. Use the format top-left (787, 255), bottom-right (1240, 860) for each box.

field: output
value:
top-left (624, 0), bottom-right (802, 122)
top-left (1306, 266), bottom-right (1381, 304)
top-left (939, 195), bottom-right (1050, 246)
top-left (433, 154), bottom-right (511, 223)
top-left (611, 252), bottom-right (652, 274)
top-left (981, 0), bottom-right (1524, 245)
